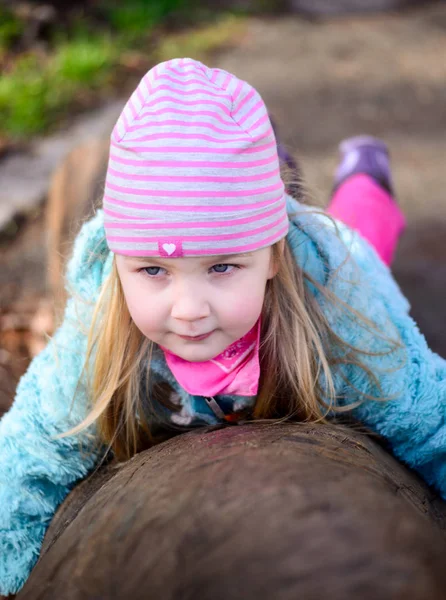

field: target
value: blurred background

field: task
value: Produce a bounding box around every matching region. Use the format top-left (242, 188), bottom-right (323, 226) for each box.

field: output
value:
top-left (1, 0), bottom-right (445, 415)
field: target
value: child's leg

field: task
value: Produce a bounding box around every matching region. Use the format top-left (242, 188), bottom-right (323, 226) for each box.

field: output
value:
top-left (327, 137), bottom-right (406, 266)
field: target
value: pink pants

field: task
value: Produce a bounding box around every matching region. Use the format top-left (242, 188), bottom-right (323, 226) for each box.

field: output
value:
top-left (327, 174), bottom-right (406, 266)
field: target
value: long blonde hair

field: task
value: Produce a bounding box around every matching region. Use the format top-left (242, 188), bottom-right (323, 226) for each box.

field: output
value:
top-left (64, 218), bottom-right (401, 461)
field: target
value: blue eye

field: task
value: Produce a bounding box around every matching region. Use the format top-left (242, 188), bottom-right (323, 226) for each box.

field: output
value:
top-left (212, 264), bottom-right (239, 274)
top-left (143, 266), bottom-right (164, 277)
top-left (141, 264), bottom-right (240, 278)
top-left (212, 264), bottom-right (229, 273)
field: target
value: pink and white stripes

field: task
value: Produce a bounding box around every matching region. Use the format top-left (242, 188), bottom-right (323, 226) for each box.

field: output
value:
top-left (103, 57), bottom-right (289, 257)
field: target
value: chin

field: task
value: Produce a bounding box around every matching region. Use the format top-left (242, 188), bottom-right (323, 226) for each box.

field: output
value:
top-left (176, 349), bottom-right (218, 363)
top-left (173, 342), bottom-right (223, 363)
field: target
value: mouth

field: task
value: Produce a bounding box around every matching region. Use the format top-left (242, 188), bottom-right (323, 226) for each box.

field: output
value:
top-left (178, 331), bottom-right (214, 341)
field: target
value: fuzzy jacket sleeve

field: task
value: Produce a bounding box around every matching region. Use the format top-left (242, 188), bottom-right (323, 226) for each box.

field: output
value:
top-left (286, 196), bottom-right (446, 500)
top-left (0, 212), bottom-right (111, 596)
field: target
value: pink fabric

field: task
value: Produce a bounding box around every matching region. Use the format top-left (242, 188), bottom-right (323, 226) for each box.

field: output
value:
top-left (162, 319), bottom-right (261, 397)
top-left (103, 57), bottom-right (289, 257)
top-left (327, 174), bottom-right (406, 266)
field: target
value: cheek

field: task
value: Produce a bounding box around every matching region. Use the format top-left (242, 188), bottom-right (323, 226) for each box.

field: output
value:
top-left (127, 301), bottom-right (153, 332)
top-left (232, 293), bottom-right (264, 315)
top-left (221, 276), bottom-right (267, 323)
top-left (120, 277), bottom-right (163, 333)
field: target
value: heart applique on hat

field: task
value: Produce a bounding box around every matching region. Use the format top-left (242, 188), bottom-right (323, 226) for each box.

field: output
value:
top-left (159, 240), bottom-right (183, 258)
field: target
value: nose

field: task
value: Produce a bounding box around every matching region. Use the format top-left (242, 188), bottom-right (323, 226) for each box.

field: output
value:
top-left (170, 280), bottom-right (211, 322)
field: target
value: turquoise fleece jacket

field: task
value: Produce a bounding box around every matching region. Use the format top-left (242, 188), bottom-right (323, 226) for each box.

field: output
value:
top-left (1, 195), bottom-right (445, 595)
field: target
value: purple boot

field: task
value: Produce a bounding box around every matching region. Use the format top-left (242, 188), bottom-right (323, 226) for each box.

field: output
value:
top-left (333, 135), bottom-right (395, 197)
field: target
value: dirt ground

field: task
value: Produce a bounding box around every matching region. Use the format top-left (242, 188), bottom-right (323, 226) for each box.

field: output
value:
top-left (1, 2), bottom-right (446, 412)
top-left (216, 3), bottom-right (446, 353)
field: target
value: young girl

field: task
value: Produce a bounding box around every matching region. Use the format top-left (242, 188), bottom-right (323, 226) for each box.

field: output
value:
top-left (0, 57), bottom-right (444, 596)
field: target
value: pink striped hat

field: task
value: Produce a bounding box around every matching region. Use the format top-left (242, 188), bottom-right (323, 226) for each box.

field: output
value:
top-left (103, 57), bottom-right (289, 257)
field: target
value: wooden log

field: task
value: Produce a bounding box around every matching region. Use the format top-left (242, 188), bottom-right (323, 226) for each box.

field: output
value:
top-left (16, 422), bottom-right (446, 600)
top-left (45, 138), bottom-right (108, 315)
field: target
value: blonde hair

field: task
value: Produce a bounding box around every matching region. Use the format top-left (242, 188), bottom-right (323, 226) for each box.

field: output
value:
top-left (64, 220), bottom-right (401, 461)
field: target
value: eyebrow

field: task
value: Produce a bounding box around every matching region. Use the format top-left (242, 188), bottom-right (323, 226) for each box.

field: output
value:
top-left (129, 252), bottom-right (254, 263)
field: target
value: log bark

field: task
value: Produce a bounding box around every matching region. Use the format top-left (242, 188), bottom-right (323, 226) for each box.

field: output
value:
top-left (45, 138), bottom-right (108, 314)
top-left (16, 422), bottom-right (446, 600)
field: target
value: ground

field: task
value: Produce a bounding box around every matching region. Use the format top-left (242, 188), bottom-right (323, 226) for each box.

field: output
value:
top-left (1, 2), bottom-right (446, 413)
top-left (217, 3), bottom-right (446, 356)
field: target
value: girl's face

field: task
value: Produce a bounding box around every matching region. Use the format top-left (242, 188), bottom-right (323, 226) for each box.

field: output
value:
top-left (116, 247), bottom-right (278, 362)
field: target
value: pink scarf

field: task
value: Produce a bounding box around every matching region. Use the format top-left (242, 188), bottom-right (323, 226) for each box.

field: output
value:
top-left (162, 319), bottom-right (261, 397)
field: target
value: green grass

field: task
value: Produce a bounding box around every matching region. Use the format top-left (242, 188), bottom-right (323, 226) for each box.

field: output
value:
top-left (52, 36), bottom-right (117, 85)
top-left (0, 7), bottom-right (23, 53)
top-left (0, 56), bottom-right (51, 136)
top-left (104, 0), bottom-right (186, 39)
top-left (0, 3), bottom-right (244, 142)
top-left (0, 34), bottom-right (119, 137)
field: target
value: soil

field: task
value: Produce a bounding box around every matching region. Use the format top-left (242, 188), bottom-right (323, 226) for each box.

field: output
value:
top-left (216, 3), bottom-right (446, 353)
top-left (1, 2), bottom-right (446, 414)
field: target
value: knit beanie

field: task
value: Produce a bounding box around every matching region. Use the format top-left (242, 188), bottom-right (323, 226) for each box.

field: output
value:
top-left (103, 57), bottom-right (289, 257)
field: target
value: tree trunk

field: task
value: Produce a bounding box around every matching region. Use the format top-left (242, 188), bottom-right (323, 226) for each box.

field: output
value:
top-left (17, 423), bottom-right (446, 600)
